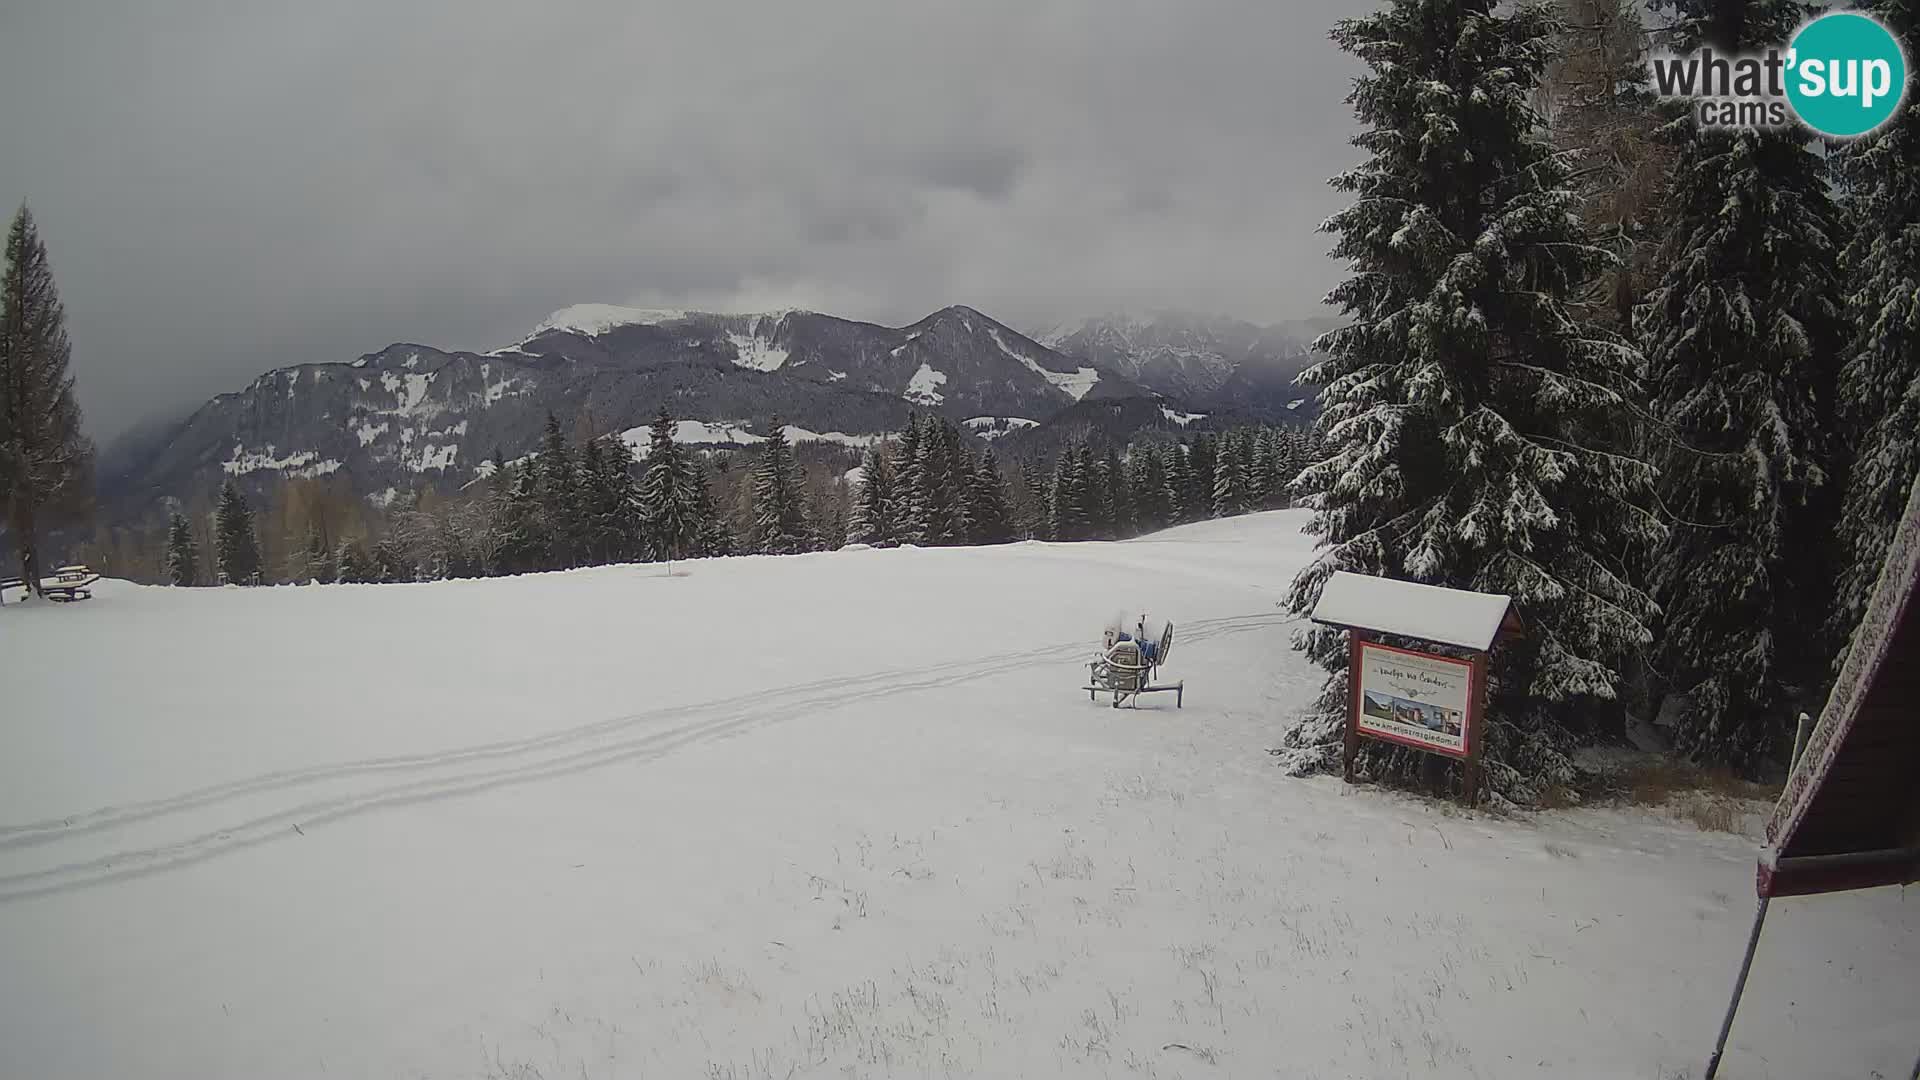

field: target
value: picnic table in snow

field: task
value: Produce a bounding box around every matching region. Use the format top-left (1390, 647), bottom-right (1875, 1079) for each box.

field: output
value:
top-left (0, 565), bottom-right (100, 603)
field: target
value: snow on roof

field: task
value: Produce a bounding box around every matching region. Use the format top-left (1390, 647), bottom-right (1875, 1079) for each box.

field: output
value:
top-left (1309, 571), bottom-right (1513, 651)
top-left (1763, 469), bottom-right (1920, 884)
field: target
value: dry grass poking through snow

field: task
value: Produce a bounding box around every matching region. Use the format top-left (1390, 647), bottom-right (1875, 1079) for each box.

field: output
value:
top-left (1586, 759), bottom-right (1781, 837)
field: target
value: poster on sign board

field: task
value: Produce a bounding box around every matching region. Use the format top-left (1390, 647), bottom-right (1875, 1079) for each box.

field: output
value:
top-left (1354, 642), bottom-right (1473, 758)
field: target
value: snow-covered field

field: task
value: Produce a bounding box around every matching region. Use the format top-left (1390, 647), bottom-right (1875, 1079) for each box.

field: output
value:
top-left (1, 511), bottom-right (1913, 1079)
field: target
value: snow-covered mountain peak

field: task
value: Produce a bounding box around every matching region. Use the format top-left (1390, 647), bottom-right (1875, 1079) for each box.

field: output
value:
top-left (530, 303), bottom-right (807, 340)
top-left (535, 304), bottom-right (694, 337)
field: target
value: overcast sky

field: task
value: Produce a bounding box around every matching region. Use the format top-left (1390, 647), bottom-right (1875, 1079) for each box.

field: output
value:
top-left (0, 0), bottom-right (1359, 441)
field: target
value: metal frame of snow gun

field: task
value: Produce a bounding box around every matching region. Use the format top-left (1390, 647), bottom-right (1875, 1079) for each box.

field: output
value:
top-left (1084, 622), bottom-right (1182, 709)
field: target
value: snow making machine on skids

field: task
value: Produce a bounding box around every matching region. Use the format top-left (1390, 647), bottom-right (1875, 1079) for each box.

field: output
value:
top-left (1085, 615), bottom-right (1182, 709)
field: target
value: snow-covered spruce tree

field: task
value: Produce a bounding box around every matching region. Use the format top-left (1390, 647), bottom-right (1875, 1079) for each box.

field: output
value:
top-left (1828, 0), bottom-right (1920, 666)
top-left (1213, 431), bottom-right (1250, 518)
top-left (1, 205), bottom-right (94, 593)
top-left (1279, 0), bottom-right (1662, 805)
top-left (910, 420), bottom-right (968, 545)
top-left (1163, 443), bottom-right (1194, 523)
top-left (1050, 442), bottom-right (1091, 541)
top-left (1018, 458), bottom-right (1050, 540)
top-left (1274, 429), bottom-right (1303, 503)
top-left (1639, 0), bottom-right (1846, 772)
top-left (692, 466), bottom-right (735, 558)
top-left (165, 512), bottom-right (198, 586)
top-left (213, 482), bottom-right (263, 585)
top-left (334, 538), bottom-right (370, 583)
top-left (536, 413), bottom-right (583, 569)
top-left (638, 409), bottom-right (702, 563)
top-left (1103, 447), bottom-right (1132, 538)
top-left (891, 415), bottom-right (926, 544)
top-left (967, 448), bottom-right (1014, 545)
top-left (1128, 443), bottom-right (1169, 533)
top-left (1249, 432), bottom-right (1276, 508)
top-left (492, 460), bottom-right (546, 574)
top-left (848, 440), bottom-right (898, 546)
top-left (1186, 435), bottom-right (1217, 517)
top-left (601, 434), bottom-right (646, 561)
top-left (751, 420), bottom-right (811, 555)
top-left (577, 437), bottom-right (611, 564)
top-left (303, 522), bottom-right (333, 583)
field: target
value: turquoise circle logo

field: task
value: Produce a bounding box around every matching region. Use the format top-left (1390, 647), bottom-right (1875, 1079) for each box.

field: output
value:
top-left (1786, 12), bottom-right (1908, 137)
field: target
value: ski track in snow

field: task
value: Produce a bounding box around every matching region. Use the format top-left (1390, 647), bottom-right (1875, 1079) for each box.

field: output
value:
top-left (0, 613), bottom-right (1288, 902)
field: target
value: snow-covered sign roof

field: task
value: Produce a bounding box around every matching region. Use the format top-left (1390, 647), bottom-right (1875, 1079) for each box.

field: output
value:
top-left (1308, 571), bottom-right (1514, 652)
top-left (1760, 470), bottom-right (1920, 898)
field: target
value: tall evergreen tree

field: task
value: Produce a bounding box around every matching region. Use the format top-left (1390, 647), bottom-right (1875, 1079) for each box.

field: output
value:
top-left (335, 538), bottom-right (372, 584)
top-left (165, 512), bottom-right (198, 586)
top-left (1187, 435), bottom-right (1217, 517)
top-left (1213, 431), bottom-right (1250, 517)
top-left (1164, 443), bottom-right (1196, 523)
top-left (638, 409), bottom-right (701, 563)
top-left (911, 421), bottom-right (966, 545)
top-left (1128, 442), bottom-right (1170, 532)
top-left (1083, 445), bottom-right (1113, 538)
top-left (604, 435), bottom-right (646, 560)
top-left (1105, 447), bottom-right (1133, 538)
top-left (536, 413), bottom-right (582, 569)
top-left (967, 448), bottom-right (1014, 544)
top-left (848, 440), bottom-right (899, 546)
top-left (1279, 0), bottom-right (1662, 804)
top-left (1639, 0), bottom-right (1846, 772)
top-left (213, 482), bottom-right (263, 585)
top-left (304, 522), bottom-right (334, 583)
top-left (493, 461), bottom-right (545, 574)
top-left (1274, 429), bottom-right (1303, 503)
top-left (1018, 458), bottom-right (1050, 540)
top-left (1828, 0), bottom-right (1920, 665)
top-left (1, 205), bottom-right (93, 593)
top-left (1050, 442), bottom-right (1092, 541)
top-left (577, 436), bottom-right (612, 563)
top-left (1249, 432), bottom-right (1277, 508)
top-left (692, 465), bottom-right (735, 558)
top-left (751, 420), bottom-right (810, 554)
top-left (892, 415), bottom-right (926, 544)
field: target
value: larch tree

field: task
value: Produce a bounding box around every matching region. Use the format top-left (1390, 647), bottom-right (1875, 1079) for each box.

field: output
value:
top-left (1, 205), bottom-right (93, 593)
top-left (1540, 0), bottom-right (1671, 329)
top-left (1639, 0), bottom-right (1847, 772)
top-left (1278, 0), bottom-right (1663, 804)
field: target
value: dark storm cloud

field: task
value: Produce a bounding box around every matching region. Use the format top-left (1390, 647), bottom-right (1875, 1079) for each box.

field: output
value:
top-left (0, 0), bottom-right (1361, 440)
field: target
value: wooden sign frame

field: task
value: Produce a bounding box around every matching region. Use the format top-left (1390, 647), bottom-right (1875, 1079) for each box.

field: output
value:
top-left (1344, 632), bottom-right (1487, 806)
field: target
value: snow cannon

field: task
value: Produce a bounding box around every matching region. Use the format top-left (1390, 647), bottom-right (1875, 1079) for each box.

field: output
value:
top-left (1085, 615), bottom-right (1182, 709)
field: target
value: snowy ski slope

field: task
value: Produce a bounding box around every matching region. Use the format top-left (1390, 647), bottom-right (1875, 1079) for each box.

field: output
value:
top-left (0, 511), bottom-right (1912, 1078)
